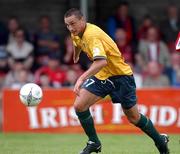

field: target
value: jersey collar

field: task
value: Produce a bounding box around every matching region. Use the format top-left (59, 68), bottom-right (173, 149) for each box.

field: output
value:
top-left (78, 23), bottom-right (88, 38)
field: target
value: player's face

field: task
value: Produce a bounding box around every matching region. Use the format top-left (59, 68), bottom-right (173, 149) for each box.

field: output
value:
top-left (64, 15), bottom-right (85, 36)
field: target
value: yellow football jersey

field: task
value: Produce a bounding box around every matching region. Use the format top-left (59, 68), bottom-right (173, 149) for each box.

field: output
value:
top-left (71, 23), bottom-right (133, 80)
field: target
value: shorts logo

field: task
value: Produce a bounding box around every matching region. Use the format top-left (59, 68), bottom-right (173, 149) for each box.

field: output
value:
top-left (84, 78), bottom-right (95, 87)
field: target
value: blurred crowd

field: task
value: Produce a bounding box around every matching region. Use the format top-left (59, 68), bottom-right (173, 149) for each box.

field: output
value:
top-left (0, 15), bottom-right (89, 92)
top-left (0, 2), bottom-right (179, 93)
top-left (107, 2), bottom-right (180, 88)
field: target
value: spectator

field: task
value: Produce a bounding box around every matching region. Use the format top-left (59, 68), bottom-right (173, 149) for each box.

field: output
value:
top-left (39, 73), bottom-right (53, 88)
top-left (107, 1), bottom-right (136, 43)
top-left (10, 69), bottom-right (34, 89)
top-left (4, 61), bottom-right (34, 88)
top-left (165, 52), bottom-right (180, 87)
top-left (173, 70), bottom-right (180, 87)
top-left (161, 4), bottom-right (180, 52)
top-left (134, 53), bottom-right (146, 74)
top-left (137, 15), bottom-right (154, 41)
top-left (7, 16), bottom-right (20, 44)
top-left (34, 15), bottom-right (60, 67)
top-left (143, 61), bottom-right (170, 88)
top-left (115, 28), bottom-right (135, 63)
top-left (134, 71), bottom-right (143, 89)
top-left (63, 69), bottom-right (79, 87)
top-left (35, 52), bottom-right (66, 88)
top-left (0, 47), bottom-right (9, 87)
top-left (70, 64), bottom-right (83, 76)
top-left (6, 28), bottom-right (34, 70)
top-left (138, 26), bottom-right (170, 68)
top-left (128, 62), bottom-right (143, 89)
top-left (0, 20), bottom-right (8, 46)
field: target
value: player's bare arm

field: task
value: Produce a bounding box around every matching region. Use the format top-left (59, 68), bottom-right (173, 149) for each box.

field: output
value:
top-left (73, 46), bottom-right (81, 63)
top-left (74, 59), bottom-right (107, 95)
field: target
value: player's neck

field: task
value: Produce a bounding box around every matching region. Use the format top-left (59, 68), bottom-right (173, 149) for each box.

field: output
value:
top-left (78, 23), bottom-right (87, 38)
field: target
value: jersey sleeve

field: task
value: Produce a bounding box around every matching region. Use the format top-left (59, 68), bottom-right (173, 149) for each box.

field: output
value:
top-left (89, 38), bottom-right (107, 60)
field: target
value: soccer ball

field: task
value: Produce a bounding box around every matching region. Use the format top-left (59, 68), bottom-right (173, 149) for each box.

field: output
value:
top-left (19, 83), bottom-right (43, 106)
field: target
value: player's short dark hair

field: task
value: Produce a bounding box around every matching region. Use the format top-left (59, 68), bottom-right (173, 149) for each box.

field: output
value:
top-left (64, 8), bottom-right (83, 19)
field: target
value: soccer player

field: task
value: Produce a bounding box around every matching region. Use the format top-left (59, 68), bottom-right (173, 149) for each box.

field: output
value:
top-left (64, 8), bottom-right (169, 154)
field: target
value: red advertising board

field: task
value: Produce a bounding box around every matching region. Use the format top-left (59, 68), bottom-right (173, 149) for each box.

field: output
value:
top-left (2, 88), bottom-right (180, 133)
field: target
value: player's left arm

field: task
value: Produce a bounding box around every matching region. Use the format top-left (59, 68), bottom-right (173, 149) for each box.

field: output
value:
top-left (74, 38), bottom-right (107, 94)
top-left (74, 58), bottom-right (107, 95)
top-left (80, 58), bottom-right (107, 81)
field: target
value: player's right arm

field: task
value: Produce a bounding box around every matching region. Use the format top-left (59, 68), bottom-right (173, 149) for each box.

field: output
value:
top-left (73, 46), bottom-right (81, 63)
top-left (71, 34), bottom-right (81, 63)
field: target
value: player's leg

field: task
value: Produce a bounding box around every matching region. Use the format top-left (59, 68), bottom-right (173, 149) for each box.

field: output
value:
top-left (74, 88), bottom-right (102, 154)
top-left (74, 88), bottom-right (101, 143)
top-left (109, 75), bottom-right (169, 154)
top-left (122, 105), bottom-right (169, 154)
top-left (76, 76), bottom-right (115, 154)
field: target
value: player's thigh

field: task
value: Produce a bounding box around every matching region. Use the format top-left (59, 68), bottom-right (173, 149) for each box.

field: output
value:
top-left (123, 104), bottom-right (140, 124)
top-left (110, 75), bottom-right (137, 109)
top-left (74, 88), bottom-right (102, 112)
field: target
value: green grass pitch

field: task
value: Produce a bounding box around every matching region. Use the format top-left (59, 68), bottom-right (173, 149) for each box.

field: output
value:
top-left (0, 133), bottom-right (179, 154)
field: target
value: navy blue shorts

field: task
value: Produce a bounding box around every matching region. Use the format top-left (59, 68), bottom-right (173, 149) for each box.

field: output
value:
top-left (81, 75), bottom-right (137, 109)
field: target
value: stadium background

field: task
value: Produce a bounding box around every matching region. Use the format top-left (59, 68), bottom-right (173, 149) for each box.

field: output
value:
top-left (0, 0), bottom-right (179, 37)
top-left (0, 0), bottom-right (180, 153)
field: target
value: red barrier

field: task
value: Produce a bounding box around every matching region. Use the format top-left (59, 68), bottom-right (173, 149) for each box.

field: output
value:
top-left (2, 88), bottom-right (180, 133)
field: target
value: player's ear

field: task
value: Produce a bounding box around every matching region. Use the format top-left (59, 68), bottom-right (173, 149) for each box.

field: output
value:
top-left (80, 16), bottom-right (85, 21)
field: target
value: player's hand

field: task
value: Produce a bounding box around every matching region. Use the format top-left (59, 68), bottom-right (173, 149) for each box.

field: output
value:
top-left (73, 56), bottom-right (79, 63)
top-left (73, 78), bottom-right (84, 95)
